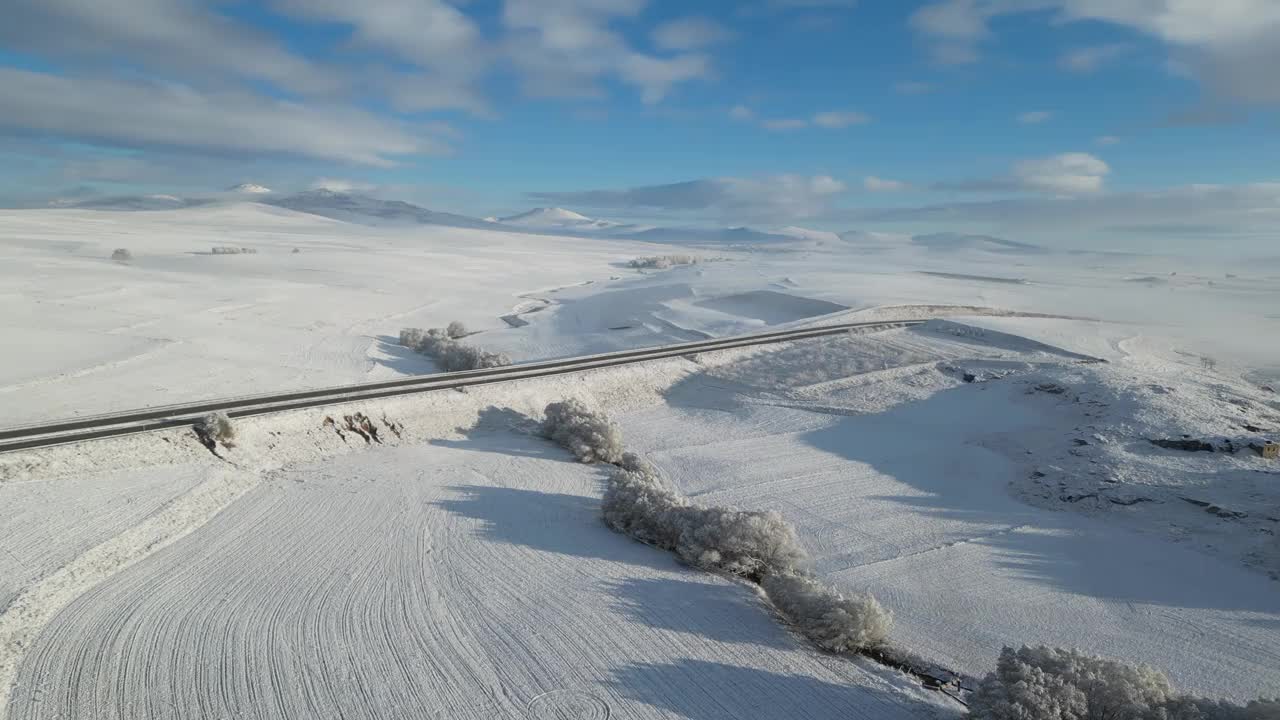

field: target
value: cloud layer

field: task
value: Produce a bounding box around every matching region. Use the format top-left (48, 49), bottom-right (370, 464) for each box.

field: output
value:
top-left (530, 175), bottom-right (846, 219)
top-left (910, 0), bottom-right (1280, 104)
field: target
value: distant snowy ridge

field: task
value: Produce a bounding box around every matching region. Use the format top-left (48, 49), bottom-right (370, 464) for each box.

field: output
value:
top-left (259, 189), bottom-right (498, 230)
top-left (38, 188), bottom-right (1047, 255)
top-left (910, 232), bottom-right (1046, 253)
top-left (53, 194), bottom-right (208, 211)
top-left (227, 183), bottom-right (272, 194)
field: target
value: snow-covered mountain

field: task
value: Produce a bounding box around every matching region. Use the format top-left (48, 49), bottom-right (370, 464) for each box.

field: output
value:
top-left (260, 189), bottom-right (497, 230)
top-left (227, 183), bottom-right (272, 194)
top-left (499, 207), bottom-right (622, 230)
top-left (773, 226), bottom-right (842, 244)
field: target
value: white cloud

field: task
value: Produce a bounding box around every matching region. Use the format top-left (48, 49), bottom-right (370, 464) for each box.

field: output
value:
top-left (910, 0), bottom-right (1280, 104)
top-left (652, 17), bottom-right (733, 50)
top-left (852, 182), bottom-right (1280, 247)
top-left (762, 118), bottom-right (810, 131)
top-left (529, 174), bottom-right (847, 219)
top-left (812, 110), bottom-right (871, 128)
top-left (0, 0), bottom-right (343, 95)
top-left (0, 69), bottom-right (437, 166)
top-left (275, 0), bottom-right (489, 113)
top-left (1059, 43), bottom-right (1129, 72)
top-left (934, 152), bottom-right (1110, 195)
top-left (729, 105), bottom-right (755, 120)
top-left (1012, 152), bottom-right (1109, 193)
top-left (1096, 135), bottom-right (1121, 146)
top-left (864, 176), bottom-right (910, 192)
top-left (501, 0), bottom-right (711, 103)
top-left (1017, 110), bottom-right (1053, 124)
top-left (621, 53), bottom-right (713, 104)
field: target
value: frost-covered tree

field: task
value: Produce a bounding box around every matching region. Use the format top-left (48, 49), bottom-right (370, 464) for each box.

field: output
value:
top-left (761, 572), bottom-right (892, 651)
top-left (110, 248), bottom-right (133, 261)
top-left (541, 399), bottom-right (625, 464)
top-left (446, 320), bottom-right (468, 338)
top-left (671, 506), bottom-right (809, 578)
top-left (398, 326), bottom-right (511, 371)
top-left (968, 646), bottom-right (1279, 720)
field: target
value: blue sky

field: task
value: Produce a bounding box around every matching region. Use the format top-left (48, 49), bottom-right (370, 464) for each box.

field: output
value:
top-left (1, 0), bottom-right (1277, 250)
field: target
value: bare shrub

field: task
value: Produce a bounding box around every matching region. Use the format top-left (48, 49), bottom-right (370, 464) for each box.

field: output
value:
top-left (969, 646), bottom-right (1278, 720)
top-left (110, 248), bottom-right (133, 261)
top-left (446, 320), bottom-right (468, 338)
top-left (761, 572), bottom-right (892, 651)
top-left (198, 412), bottom-right (237, 446)
top-left (211, 246), bottom-right (258, 255)
top-left (628, 254), bottom-right (699, 270)
top-left (541, 399), bottom-right (625, 464)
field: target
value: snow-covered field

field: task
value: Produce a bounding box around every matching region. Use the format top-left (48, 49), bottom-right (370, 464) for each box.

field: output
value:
top-left (1, 199), bottom-right (1278, 717)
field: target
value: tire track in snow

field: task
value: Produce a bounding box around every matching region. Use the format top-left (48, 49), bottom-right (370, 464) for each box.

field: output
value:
top-left (8, 437), bottom-right (949, 720)
top-left (0, 466), bottom-right (259, 720)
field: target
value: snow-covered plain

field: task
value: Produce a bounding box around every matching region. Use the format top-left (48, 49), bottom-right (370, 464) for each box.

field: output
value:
top-left (1, 199), bottom-right (1278, 717)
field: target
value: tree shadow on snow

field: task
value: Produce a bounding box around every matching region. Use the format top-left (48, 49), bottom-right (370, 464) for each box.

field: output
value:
top-left (797, 385), bottom-right (1280, 616)
top-left (604, 577), bottom-right (792, 651)
top-left (368, 334), bottom-right (440, 375)
top-left (605, 659), bottom-right (941, 720)
top-left (428, 406), bottom-right (550, 459)
top-left (436, 484), bottom-right (672, 572)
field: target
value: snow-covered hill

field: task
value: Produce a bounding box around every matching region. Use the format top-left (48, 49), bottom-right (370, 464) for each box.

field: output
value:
top-left (227, 183), bottom-right (272, 194)
top-left (260, 189), bottom-right (497, 230)
top-left (52, 194), bottom-right (208, 211)
top-left (500, 206), bottom-right (622, 230)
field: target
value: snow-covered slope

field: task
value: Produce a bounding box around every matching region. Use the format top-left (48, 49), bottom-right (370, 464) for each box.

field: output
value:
top-left (54, 194), bottom-right (208, 211)
top-left (2, 201), bottom-right (1279, 718)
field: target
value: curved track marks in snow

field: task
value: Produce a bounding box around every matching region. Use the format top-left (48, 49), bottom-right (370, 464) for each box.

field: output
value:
top-left (9, 434), bottom-right (950, 720)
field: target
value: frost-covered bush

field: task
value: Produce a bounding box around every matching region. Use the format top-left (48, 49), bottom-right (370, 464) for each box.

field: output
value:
top-left (446, 320), bottom-right (468, 338)
top-left (968, 646), bottom-right (1279, 720)
top-left (399, 327), bottom-right (426, 348)
top-left (761, 572), bottom-right (892, 651)
top-left (198, 412), bottom-right (237, 446)
top-left (110, 248), bottom-right (133, 261)
top-left (970, 645), bottom-right (1172, 720)
top-left (211, 246), bottom-right (257, 255)
top-left (600, 460), bottom-right (890, 651)
top-left (628, 254), bottom-right (699, 270)
top-left (399, 326), bottom-right (511, 372)
top-left (602, 464), bottom-right (809, 577)
top-left (602, 468), bottom-right (688, 548)
top-left (671, 506), bottom-right (809, 578)
top-left (541, 399), bottom-right (626, 464)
